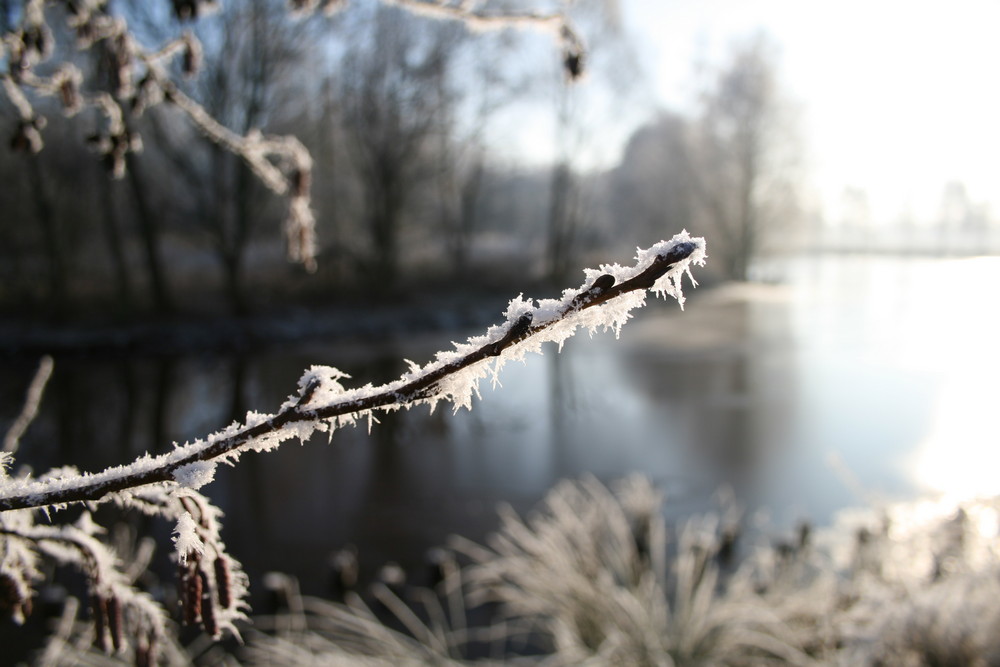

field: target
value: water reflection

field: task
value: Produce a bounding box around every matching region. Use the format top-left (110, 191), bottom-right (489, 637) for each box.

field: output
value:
top-left (5, 254), bottom-right (999, 600)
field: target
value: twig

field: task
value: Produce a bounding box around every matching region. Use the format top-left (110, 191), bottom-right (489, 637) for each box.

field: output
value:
top-left (3, 355), bottom-right (54, 454)
top-left (0, 237), bottom-right (703, 513)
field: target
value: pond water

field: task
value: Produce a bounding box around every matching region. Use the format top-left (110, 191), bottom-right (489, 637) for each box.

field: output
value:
top-left (4, 253), bottom-right (999, 602)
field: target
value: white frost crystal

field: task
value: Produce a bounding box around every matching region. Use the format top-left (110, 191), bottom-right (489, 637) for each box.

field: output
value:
top-left (173, 511), bottom-right (205, 564)
top-left (173, 460), bottom-right (217, 489)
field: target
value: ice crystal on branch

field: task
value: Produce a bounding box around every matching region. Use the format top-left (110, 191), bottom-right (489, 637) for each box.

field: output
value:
top-left (0, 231), bottom-right (705, 512)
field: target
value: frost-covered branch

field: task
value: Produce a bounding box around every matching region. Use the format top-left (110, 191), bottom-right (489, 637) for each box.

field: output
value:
top-left (375, 0), bottom-right (586, 79)
top-left (0, 233), bottom-right (705, 514)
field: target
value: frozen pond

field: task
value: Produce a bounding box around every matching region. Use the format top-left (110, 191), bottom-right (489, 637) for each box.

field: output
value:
top-left (5, 253), bottom-right (1000, 599)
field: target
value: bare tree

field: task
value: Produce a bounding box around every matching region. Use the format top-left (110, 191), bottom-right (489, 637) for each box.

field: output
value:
top-left (610, 111), bottom-right (697, 250)
top-left (689, 34), bottom-right (802, 281)
top-left (543, 0), bottom-right (635, 282)
top-left (187, 0), bottom-right (310, 311)
top-left (338, 4), bottom-right (461, 290)
top-left (433, 34), bottom-right (525, 279)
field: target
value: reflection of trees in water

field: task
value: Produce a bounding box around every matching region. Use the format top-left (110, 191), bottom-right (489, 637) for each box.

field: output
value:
top-left (619, 301), bottom-right (765, 493)
top-left (3, 353), bottom-right (263, 476)
top-left (547, 347), bottom-right (574, 477)
top-left (113, 358), bottom-right (138, 459)
top-left (36, 356), bottom-right (179, 471)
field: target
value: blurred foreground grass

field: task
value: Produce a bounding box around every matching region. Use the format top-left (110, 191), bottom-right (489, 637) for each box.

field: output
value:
top-left (29, 475), bottom-right (1000, 666)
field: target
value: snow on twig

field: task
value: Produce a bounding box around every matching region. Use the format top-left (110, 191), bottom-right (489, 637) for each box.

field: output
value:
top-left (0, 233), bottom-right (705, 514)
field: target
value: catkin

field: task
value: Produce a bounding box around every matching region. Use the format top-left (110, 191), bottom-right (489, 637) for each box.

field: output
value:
top-left (91, 594), bottom-right (109, 653)
top-left (107, 595), bottom-right (123, 652)
top-left (181, 566), bottom-right (202, 626)
top-left (198, 568), bottom-right (219, 638)
top-left (214, 556), bottom-right (232, 610)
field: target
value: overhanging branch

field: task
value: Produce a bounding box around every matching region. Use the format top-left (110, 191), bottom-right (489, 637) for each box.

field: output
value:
top-left (0, 237), bottom-right (703, 513)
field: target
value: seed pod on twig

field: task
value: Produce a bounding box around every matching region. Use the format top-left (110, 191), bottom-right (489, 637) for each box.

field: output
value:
top-left (0, 574), bottom-right (17, 612)
top-left (560, 24), bottom-right (586, 81)
top-left (179, 562), bottom-right (202, 626)
top-left (181, 32), bottom-right (202, 78)
top-left (506, 311), bottom-right (534, 342)
top-left (198, 568), bottom-right (219, 638)
top-left (91, 594), bottom-right (110, 653)
top-left (172, 0), bottom-right (198, 21)
top-left (564, 50), bottom-right (584, 80)
top-left (59, 77), bottom-right (81, 115)
top-left (290, 167), bottom-right (311, 198)
top-left (107, 595), bottom-right (123, 652)
top-left (172, 0), bottom-right (219, 21)
top-left (213, 556), bottom-right (232, 610)
top-left (22, 24), bottom-right (53, 62)
top-left (10, 118), bottom-right (45, 154)
top-left (74, 18), bottom-right (96, 47)
top-left (105, 32), bottom-right (134, 98)
top-left (0, 573), bottom-right (31, 622)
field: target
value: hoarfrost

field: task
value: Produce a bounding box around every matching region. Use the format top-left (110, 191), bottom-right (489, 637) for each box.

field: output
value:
top-left (173, 511), bottom-right (205, 564)
top-left (0, 233), bottom-right (704, 511)
top-left (0, 235), bottom-right (704, 652)
top-left (173, 461), bottom-right (217, 489)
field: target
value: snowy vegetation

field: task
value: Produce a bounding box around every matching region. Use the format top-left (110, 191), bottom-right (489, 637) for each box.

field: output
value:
top-left (16, 472), bottom-right (999, 666)
top-left (242, 478), bottom-right (1000, 667)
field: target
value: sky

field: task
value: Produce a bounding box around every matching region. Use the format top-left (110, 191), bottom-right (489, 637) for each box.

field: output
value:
top-left (620, 0), bottom-right (1000, 225)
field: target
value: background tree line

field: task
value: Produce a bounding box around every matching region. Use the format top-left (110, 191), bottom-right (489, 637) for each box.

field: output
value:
top-left (0, 0), bottom-right (799, 321)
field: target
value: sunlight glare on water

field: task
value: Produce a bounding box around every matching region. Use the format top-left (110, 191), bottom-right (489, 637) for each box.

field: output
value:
top-left (786, 255), bottom-right (1000, 503)
top-left (902, 257), bottom-right (1000, 499)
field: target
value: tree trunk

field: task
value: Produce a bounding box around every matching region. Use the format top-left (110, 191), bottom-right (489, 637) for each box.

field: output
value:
top-left (125, 152), bottom-right (173, 313)
top-left (226, 158), bottom-right (253, 315)
top-left (546, 162), bottom-right (576, 283)
top-left (369, 174), bottom-right (403, 292)
top-left (453, 159), bottom-right (484, 278)
top-left (98, 168), bottom-right (134, 316)
top-left (26, 154), bottom-right (67, 318)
